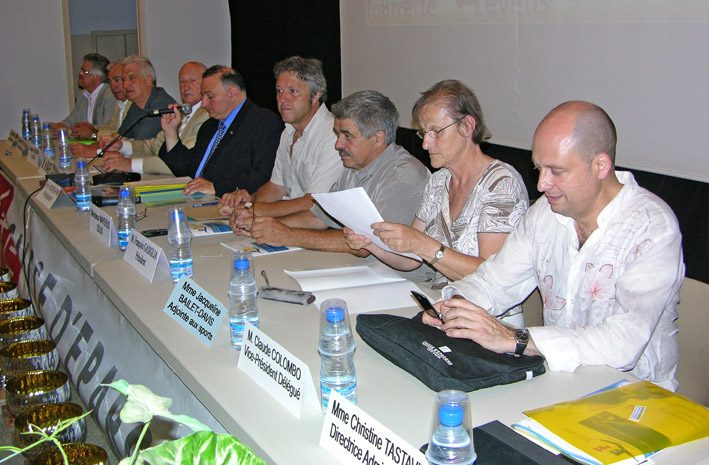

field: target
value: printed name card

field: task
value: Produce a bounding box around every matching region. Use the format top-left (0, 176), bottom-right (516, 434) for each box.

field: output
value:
top-left (320, 391), bottom-right (427, 465)
top-left (8, 130), bottom-right (20, 141)
top-left (36, 179), bottom-right (74, 209)
top-left (163, 276), bottom-right (227, 347)
top-left (238, 321), bottom-right (319, 419)
top-left (40, 154), bottom-right (55, 173)
top-left (89, 204), bottom-right (116, 246)
top-left (123, 229), bottom-right (169, 282)
top-left (27, 145), bottom-right (40, 166)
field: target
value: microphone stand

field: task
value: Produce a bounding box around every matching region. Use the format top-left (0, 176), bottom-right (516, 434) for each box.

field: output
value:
top-left (45, 111), bottom-right (152, 186)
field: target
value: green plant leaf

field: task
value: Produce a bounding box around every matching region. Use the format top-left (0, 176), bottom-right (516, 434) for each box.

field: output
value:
top-left (137, 431), bottom-right (265, 465)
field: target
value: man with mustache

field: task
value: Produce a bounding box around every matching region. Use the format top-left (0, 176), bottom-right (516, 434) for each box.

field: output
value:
top-left (230, 90), bottom-right (430, 256)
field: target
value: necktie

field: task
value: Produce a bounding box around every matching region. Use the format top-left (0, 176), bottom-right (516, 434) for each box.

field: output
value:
top-left (195, 121), bottom-right (226, 178)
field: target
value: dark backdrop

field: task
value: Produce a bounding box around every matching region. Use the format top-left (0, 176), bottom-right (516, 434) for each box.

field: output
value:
top-left (229, 1), bottom-right (341, 114)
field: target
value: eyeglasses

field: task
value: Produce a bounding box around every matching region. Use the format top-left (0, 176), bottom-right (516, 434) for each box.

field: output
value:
top-left (416, 118), bottom-right (463, 140)
top-left (78, 68), bottom-right (91, 75)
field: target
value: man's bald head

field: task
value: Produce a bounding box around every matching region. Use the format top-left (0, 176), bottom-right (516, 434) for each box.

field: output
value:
top-left (537, 101), bottom-right (617, 165)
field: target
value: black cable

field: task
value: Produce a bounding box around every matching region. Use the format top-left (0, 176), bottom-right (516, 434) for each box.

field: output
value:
top-left (21, 185), bottom-right (43, 316)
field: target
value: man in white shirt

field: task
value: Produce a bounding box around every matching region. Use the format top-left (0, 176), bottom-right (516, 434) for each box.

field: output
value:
top-left (70, 58), bottom-right (132, 157)
top-left (425, 101), bottom-right (685, 390)
top-left (50, 53), bottom-right (116, 138)
top-left (218, 56), bottom-right (342, 217)
top-left (102, 62), bottom-right (209, 175)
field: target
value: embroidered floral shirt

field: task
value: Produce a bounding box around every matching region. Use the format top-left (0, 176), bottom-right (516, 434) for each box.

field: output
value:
top-left (443, 172), bottom-right (685, 390)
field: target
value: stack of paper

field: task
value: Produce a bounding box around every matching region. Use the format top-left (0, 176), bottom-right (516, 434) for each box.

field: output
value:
top-left (284, 262), bottom-right (421, 313)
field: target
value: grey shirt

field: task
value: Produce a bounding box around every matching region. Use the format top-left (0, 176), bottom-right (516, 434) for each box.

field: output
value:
top-left (313, 143), bottom-right (431, 228)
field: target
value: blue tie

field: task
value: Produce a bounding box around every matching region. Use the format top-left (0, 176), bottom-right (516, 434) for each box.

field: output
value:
top-left (195, 121), bottom-right (226, 178)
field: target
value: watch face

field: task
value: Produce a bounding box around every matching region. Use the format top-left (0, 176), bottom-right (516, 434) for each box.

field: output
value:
top-left (435, 249), bottom-right (444, 259)
top-left (515, 329), bottom-right (529, 343)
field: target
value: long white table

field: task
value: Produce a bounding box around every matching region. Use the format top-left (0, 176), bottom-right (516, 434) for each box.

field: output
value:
top-left (1, 140), bottom-right (707, 464)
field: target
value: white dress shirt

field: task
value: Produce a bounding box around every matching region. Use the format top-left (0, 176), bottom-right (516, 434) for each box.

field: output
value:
top-left (443, 172), bottom-right (685, 390)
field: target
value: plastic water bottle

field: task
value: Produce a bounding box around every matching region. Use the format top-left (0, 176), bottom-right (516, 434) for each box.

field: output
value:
top-left (116, 186), bottom-right (136, 251)
top-left (21, 109), bottom-right (31, 140)
top-left (319, 301), bottom-right (356, 411)
top-left (426, 404), bottom-right (477, 465)
top-left (74, 160), bottom-right (92, 211)
top-left (42, 123), bottom-right (55, 158)
top-left (31, 115), bottom-right (42, 147)
top-left (57, 129), bottom-right (72, 169)
top-left (228, 257), bottom-right (258, 350)
top-left (167, 206), bottom-right (193, 282)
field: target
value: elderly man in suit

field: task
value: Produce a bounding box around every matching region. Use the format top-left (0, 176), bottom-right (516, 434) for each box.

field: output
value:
top-left (50, 53), bottom-right (116, 138)
top-left (158, 65), bottom-right (283, 197)
top-left (102, 62), bottom-right (210, 175)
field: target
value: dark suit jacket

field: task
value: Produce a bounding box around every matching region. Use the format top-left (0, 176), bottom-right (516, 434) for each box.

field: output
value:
top-left (118, 87), bottom-right (176, 140)
top-left (158, 99), bottom-right (283, 196)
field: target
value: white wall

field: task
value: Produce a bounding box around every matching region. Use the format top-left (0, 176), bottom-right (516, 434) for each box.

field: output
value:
top-left (0, 1), bottom-right (71, 135)
top-left (139, 0), bottom-right (231, 103)
top-left (0, 0), bottom-right (231, 138)
top-left (340, 0), bottom-right (709, 182)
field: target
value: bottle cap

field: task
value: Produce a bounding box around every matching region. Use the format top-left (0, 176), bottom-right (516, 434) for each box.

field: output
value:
top-left (326, 307), bottom-right (345, 322)
top-left (119, 189), bottom-right (130, 198)
top-left (234, 257), bottom-right (249, 270)
top-left (76, 160), bottom-right (86, 168)
top-left (43, 123), bottom-right (51, 129)
top-left (439, 403), bottom-right (464, 427)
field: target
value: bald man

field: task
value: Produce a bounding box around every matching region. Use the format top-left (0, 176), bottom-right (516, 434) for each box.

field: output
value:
top-left (103, 62), bottom-right (209, 174)
top-left (424, 101), bottom-right (684, 391)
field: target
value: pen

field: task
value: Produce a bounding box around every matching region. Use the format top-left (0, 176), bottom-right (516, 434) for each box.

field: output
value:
top-left (192, 201), bottom-right (219, 208)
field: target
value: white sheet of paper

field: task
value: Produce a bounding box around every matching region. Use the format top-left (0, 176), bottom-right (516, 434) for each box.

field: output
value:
top-left (284, 263), bottom-right (421, 314)
top-left (312, 188), bottom-right (421, 260)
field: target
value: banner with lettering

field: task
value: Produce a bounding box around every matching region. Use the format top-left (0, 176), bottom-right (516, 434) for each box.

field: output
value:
top-left (3, 177), bottom-right (225, 458)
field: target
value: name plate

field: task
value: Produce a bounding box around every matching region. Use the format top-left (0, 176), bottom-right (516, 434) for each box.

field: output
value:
top-left (320, 391), bottom-right (427, 465)
top-left (238, 321), bottom-right (319, 419)
top-left (89, 204), bottom-right (116, 246)
top-left (40, 153), bottom-right (55, 173)
top-left (163, 276), bottom-right (227, 347)
top-left (123, 229), bottom-right (168, 282)
top-left (36, 179), bottom-right (74, 209)
top-left (8, 130), bottom-right (20, 142)
top-left (27, 145), bottom-right (40, 166)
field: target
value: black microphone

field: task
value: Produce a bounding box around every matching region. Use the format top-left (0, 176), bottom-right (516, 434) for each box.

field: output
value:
top-left (147, 103), bottom-right (192, 117)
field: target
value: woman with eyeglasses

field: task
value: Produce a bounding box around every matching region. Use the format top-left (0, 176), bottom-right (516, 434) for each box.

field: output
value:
top-left (344, 80), bottom-right (528, 289)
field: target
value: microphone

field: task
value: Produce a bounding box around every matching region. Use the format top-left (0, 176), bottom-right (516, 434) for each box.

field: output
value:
top-left (147, 103), bottom-right (192, 117)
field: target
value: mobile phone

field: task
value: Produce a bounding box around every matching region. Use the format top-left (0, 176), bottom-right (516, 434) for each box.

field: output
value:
top-left (411, 290), bottom-right (444, 322)
top-left (141, 228), bottom-right (168, 238)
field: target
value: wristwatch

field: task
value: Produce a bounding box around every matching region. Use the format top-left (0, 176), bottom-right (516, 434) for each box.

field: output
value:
top-left (428, 244), bottom-right (446, 265)
top-left (514, 328), bottom-right (530, 356)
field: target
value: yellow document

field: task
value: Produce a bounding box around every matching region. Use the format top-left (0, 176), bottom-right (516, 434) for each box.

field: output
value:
top-left (524, 381), bottom-right (709, 464)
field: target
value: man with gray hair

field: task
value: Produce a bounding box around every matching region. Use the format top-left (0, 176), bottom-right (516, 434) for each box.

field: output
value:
top-left (218, 56), bottom-right (343, 218)
top-left (50, 53), bottom-right (116, 137)
top-left (116, 55), bottom-right (175, 140)
top-left (231, 90), bottom-right (430, 255)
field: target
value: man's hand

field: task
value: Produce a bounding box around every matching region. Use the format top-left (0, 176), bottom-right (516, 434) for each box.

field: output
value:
top-left (161, 104), bottom-right (183, 132)
top-left (250, 216), bottom-right (291, 247)
top-left (218, 189), bottom-right (251, 216)
top-left (183, 177), bottom-right (215, 196)
top-left (71, 122), bottom-right (96, 140)
top-left (228, 207), bottom-right (254, 237)
top-left (50, 123), bottom-right (68, 138)
top-left (99, 134), bottom-right (122, 151)
top-left (344, 227), bottom-right (375, 251)
top-left (103, 152), bottom-right (131, 172)
top-left (423, 298), bottom-right (517, 354)
top-left (70, 142), bottom-right (98, 158)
